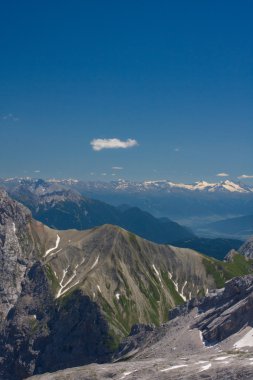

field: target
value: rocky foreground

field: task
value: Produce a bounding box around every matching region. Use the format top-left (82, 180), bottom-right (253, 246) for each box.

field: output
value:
top-left (29, 276), bottom-right (253, 379)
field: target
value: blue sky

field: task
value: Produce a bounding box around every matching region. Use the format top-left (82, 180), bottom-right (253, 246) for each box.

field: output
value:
top-left (0, 1), bottom-right (252, 183)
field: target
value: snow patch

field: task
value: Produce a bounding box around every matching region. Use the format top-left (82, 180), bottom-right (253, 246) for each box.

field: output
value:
top-left (49, 248), bottom-right (62, 257)
top-left (116, 293), bottom-right (120, 300)
top-left (234, 328), bottom-right (253, 348)
top-left (160, 364), bottom-right (188, 372)
top-left (199, 330), bottom-right (205, 346)
top-left (91, 255), bottom-right (99, 270)
top-left (97, 285), bottom-right (102, 293)
top-left (214, 356), bottom-right (231, 361)
top-left (44, 234), bottom-right (60, 257)
top-left (199, 363), bottom-right (211, 372)
top-left (56, 265), bottom-right (79, 298)
top-left (179, 281), bottom-right (187, 301)
top-left (152, 264), bottom-right (162, 282)
top-left (53, 271), bottom-right (58, 279)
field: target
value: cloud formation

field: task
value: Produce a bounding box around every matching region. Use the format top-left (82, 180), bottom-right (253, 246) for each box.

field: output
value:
top-left (238, 174), bottom-right (253, 179)
top-left (216, 172), bottom-right (229, 177)
top-left (112, 166), bottom-right (123, 170)
top-left (91, 138), bottom-right (138, 151)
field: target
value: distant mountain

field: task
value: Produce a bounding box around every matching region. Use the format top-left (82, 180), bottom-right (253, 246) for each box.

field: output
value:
top-left (205, 214), bottom-right (253, 240)
top-left (2, 177), bottom-right (253, 194)
top-left (2, 177), bottom-right (253, 225)
top-left (45, 178), bottom-right (253, 194)
top-left (2, 178), bottom-right (195, 244)
top-left (173, 237), bottom-right (243, 260)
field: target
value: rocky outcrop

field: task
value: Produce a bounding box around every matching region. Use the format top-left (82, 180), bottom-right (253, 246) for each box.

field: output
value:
top-left (168, 276), bottom-right (253, 344)
top-left (0, 189), bottom-right (36, 324)
top-left (239, 236), bottom-right (253, 259)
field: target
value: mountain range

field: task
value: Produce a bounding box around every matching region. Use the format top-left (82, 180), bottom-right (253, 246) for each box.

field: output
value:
top-left (2, 178), bottom-right (195, 243)
top-left (3, 177), bottom-right (252, 228)
top-left (44, 178), bottom-right (253, 194)
top-left (0, 178), bottom-right (245, 258)
top-left (1, 188), bottom-right (253, 379)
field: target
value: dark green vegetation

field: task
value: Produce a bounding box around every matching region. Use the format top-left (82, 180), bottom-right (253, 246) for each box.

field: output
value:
top-left (202, 253), bottom-right (253, 288)
top-left (174, 237), bottom-right (243, 260)
top-left (206, 214), bottom-right (253, 239)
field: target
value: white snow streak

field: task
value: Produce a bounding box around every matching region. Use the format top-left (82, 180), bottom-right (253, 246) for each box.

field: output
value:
top-left (53, 271), bottom-right (58, 279)
top-left (199, 363), bottom-right (211, 372)
top-left (44, 234), bottom-right (60, 257)
top-left (49, 248), bottom-right (62, 257)
top-left (160, 364), bottom-right (188, 372)
top-left (152, 265), bottom-right (163, 286)
top-left (168, 271), bottom-right (179, 291)
top-left (199, 330), bottom-right (205, 346)
top-left (97, 285), bottom-right (102, 293)
top-left (90, 255), bottom-right (99, 270)
top-left (180, 281), bottom-right (187, 301)
top-left (214, 356), bottom-right (231, 361)
top-left (58, 280), bottom-right (80, 297)
top-left (55, 265), bottom-right (79, 298)
top-left (116, 293), bottom-right (120, 300)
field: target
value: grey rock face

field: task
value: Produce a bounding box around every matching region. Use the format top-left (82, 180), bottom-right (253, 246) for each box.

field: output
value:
top-left (0, 189), bottom-right (35, 324)
top-left (240, 236), bottom-right (253, 259)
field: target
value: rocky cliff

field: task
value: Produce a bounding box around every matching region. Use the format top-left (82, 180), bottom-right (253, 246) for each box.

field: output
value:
top-left (239, 236), bottom-right (253, 259)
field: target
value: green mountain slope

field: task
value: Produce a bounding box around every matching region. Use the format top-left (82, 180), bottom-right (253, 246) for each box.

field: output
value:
top-left (31, 221), bottom-right (253, 339)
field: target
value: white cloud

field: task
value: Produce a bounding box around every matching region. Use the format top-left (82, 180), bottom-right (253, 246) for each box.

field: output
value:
top-left (216, 172), bottom-right (229, 177)
top-left (174, 148), bottom-right (180, 152)
top-left (34, 170), bottom-right (40, 173)
top-left (101, 173), bottom-right (107, 176)
top-left (238, 174), bottom-right (253, 179)
top-left (112, 166), bottom-right (123, 170)
top-left (91, 138), bottom-right (138, 151)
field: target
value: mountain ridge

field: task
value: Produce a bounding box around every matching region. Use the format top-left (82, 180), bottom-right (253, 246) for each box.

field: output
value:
top-left (1, 178), bottom-right (195, 244)
top-left (2, 177), bottom-right (253, 194)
